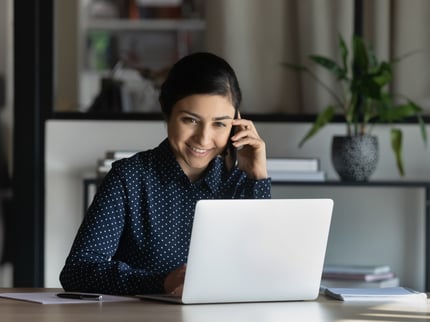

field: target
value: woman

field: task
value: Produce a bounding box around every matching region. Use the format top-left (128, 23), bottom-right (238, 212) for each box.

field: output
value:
top-left (59, 52), bottom-right (271, 295)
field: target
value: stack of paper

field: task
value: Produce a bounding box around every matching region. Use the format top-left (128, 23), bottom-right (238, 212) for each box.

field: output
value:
top-left (323, 287), bottom-right (427, 302)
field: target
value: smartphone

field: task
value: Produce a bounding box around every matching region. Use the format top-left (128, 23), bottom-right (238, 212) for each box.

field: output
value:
top-left (227, 109), bottom-right (239, 165)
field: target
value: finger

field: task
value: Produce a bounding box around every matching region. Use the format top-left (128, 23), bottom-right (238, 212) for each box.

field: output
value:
top-left (170, 285), bottom-right (184, 297)
top-left (234, 119), bottom-right (254, 132)
top-left (176, 264), bottom-right (187, 279)
top-left (232, 120), bottom-right (252, 134)
top-left (234, 124), bottom-right (255, 141)
top-left (243, 123), bottom-right (252, 132)
top-left (233, 135), bottom-right (262, 149)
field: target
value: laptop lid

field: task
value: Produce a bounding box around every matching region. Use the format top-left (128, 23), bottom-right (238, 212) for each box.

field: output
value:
top-left (175, 198), bottom-right (333, 304)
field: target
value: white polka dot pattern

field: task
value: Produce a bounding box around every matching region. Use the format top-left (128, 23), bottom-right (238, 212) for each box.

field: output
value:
top-left (59, 139), bottom-right (271, 295)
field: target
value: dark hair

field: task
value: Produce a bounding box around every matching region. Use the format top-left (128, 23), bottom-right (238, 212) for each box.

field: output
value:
top-left (159, 52), bottom-right (242, 118)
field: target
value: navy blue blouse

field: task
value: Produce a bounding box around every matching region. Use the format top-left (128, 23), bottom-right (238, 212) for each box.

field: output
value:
top-left (60, 139), bottom-right (271, 295)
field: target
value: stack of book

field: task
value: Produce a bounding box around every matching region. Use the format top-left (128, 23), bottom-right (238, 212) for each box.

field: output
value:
top-left (97, 150), bottom-right (138, 178)
top-left (266, 157), bottom-right (326, 182)
top-left (323, 286), bottom-right (427, 302)
top-left (321, 264), bottom-right (400, 288)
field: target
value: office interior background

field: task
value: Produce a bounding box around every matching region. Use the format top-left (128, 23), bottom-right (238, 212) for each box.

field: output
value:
top-left (1, 0), bottom-right (430, 290)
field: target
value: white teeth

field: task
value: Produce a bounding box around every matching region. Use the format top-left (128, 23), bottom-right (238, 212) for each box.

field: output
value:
top-left (191, 147), bottom-right (206, 153)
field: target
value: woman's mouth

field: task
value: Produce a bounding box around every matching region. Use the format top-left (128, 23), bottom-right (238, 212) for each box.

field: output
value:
top-left (189, 145), bottom-right (212, 156)
top-left (191, 146), bottom-right (206, 153)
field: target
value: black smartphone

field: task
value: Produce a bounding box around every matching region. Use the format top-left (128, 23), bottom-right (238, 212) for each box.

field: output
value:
top-left (227, 109), bottom-right (239, 165)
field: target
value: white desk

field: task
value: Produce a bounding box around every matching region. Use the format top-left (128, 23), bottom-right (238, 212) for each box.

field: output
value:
top-left (0, 289), bottom-right (429, 322)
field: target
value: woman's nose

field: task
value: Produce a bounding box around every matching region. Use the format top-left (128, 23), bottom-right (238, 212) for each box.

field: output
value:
top-left (195, 125), bottom-right (212, 145)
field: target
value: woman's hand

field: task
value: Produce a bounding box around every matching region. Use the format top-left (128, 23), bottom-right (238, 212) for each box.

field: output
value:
top-left (164, 264), bottom-right (186, 296)
top-left (230, 114), bottom-right (268, 180)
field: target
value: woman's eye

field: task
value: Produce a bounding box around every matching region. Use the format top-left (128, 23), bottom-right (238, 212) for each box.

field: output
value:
top-left (182, 117), bottom-right (198, 124)
top-left (214, 122), bottom-right (226, 128)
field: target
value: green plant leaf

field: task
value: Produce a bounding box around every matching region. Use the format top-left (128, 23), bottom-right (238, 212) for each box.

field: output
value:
top-left (418, 114), bottom-right (427, 146)
top-left (371, 62), bottom-right (392, 86)
top-left (390, 128), bottom-right (404, 176)
top-left (355, 76), bottom-right (383, 99)
top-left (299, 106), bottom-right (335, 147)
top-left (393, 103), bottom-right (422, 119)
top-left (408, 99), bottom-right (428, 145)
top-left (339, 34), bottom-right (349, 74)
top-left (353, 35), bottom-right (369, 71)
top-left (378, 99), bottom-right (422, 122)
top-left (309, 55), bottom-right (346, 80)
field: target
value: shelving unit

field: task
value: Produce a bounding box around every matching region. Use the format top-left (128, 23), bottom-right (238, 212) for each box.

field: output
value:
top-left (77, 0), bottom-right (206, 112)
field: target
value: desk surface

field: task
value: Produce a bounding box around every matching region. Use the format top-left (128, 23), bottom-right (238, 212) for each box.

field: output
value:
top-left (1, 289), bottom-right (429, 322)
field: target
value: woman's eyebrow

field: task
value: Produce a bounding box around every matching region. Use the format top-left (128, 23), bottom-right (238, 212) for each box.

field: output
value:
top-left (180, 110), bottom-right (232, 121)
top-left (213, 116), bottom-right (233, 121)
top-left (180, 110), bottom-right (201, 119)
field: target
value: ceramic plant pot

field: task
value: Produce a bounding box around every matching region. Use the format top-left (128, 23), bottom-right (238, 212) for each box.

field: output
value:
top-left (331, 135), bottom-right (378, 182)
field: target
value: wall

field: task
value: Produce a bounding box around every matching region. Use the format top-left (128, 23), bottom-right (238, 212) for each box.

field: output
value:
top-left (54, 0), bottom-right (79, 111)
top-left (45, 120), bottom-right (429, 290)
top-left (0, 0), bottom-right (13, 174)
top-left (0, 0), bottom-right (13, 287)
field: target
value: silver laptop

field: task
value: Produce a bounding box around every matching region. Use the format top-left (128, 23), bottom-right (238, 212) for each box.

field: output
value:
top-left (140, 198), bottom-right (333, 304)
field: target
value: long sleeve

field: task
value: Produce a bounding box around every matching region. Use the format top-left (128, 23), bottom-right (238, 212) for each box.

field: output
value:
top-left (60, 167), bottom-right (167, 295)
top-left (242, 177), bottom-right (272, 199)
top-left (222, 165), bottom-right (271, 199)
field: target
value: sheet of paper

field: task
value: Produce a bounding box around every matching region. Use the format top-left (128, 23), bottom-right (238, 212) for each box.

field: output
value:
top-left (0, 292), bottom-right (139, 304)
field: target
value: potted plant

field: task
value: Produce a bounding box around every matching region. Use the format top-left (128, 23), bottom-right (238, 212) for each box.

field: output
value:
top-left (283, 34), bottom-right (427, 181)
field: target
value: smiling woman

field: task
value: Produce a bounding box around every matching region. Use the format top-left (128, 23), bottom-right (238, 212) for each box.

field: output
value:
top-left (166, 95), bottom-right (236, 181)
top-left (59, 52), bottom-right (271, 296)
